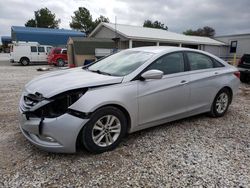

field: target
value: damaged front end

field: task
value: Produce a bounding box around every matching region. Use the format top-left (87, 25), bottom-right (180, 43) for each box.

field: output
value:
top-left (20, 88), bottom-right (88, 119)
top-left (19, 88), bottom-right (90, 153)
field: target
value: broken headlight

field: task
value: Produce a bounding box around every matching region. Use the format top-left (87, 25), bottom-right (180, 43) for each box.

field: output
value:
top-left (27, 88), bottom-right (87, 118)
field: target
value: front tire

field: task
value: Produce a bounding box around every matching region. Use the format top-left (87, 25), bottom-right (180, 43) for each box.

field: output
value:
top-left (82, 106), bottom-right (127, 153)
top-left (57, 58), bottom-right (65, 67)
top-left (209, 88), bottom-right (231, 117)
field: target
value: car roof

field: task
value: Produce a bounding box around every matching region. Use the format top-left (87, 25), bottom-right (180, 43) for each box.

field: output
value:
top-left (128, 46), bottom-right (202, 54)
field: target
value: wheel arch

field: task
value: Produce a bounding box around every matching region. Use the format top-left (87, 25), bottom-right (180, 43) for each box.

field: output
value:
top-left (19, 56), bottom-right (30, 63)
top-left (75, 103), bottom-right (132, 151)
top-left (221, 86), bottom-right (233, 104)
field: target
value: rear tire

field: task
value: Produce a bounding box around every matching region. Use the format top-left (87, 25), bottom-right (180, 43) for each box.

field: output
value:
top-left (20, 57), bottom-right (30, 66)
top-left (82, 106), bottom-right (127, 153)
top-left (209, 88), bottom-right (231, 117)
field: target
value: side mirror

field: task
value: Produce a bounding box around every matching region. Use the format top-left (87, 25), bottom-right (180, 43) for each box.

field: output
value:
top-left (141, 69), bottom-right (163, 80)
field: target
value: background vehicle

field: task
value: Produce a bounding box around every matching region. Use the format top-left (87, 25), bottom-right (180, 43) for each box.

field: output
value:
top-left (10, 41), bottom-right (52, 65)
top-left (238, 54), bottom-right (250, 82)
top-left (47, 47), bottom-right (68, 67)
top-left (19, 47), bottom-right (240, 154)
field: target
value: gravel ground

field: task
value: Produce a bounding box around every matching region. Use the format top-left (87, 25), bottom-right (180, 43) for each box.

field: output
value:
top-left (0, 60), bottom-right (250, 187)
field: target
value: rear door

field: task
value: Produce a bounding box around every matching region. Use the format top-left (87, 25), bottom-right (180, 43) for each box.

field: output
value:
top-left (137, 52), bottom-right (190, 126)
top-left (185, 51), bottom-right (225, 113)
top-left (38, 46), bottom-right (47, 62)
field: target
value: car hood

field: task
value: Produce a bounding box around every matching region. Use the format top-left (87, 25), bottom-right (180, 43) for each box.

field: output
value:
top-left (25, 68), bottom-right (123, 98)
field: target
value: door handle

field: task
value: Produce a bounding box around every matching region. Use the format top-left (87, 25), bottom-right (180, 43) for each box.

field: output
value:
top-left (214, 72), bottom-right (219, 75)
top-left (180, 80), bottom-right (188, 84)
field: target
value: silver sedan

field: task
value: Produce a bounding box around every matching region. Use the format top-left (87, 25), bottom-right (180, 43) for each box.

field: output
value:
top-left (19, 47), bottom-right (240, 153)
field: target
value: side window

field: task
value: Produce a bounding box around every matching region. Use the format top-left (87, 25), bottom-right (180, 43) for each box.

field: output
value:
top-left (54, 49), bottom-right (61, 54)
top-left (30, 46), bottom-right (37, 52)
top-left (147, 52), bottom-right (185, 75)
top-left (187, 52), bottom-right (213, 70)
top-left (213, 59), bottom-right (224, 68)
top-left (46, 47), bottom-right (52, 53)
top-left (62, 50), bottom-right (67, 54)
top-left (38, 47), bottom-right (45, 52)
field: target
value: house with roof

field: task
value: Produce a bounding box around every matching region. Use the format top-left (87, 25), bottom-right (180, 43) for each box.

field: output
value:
top-left (11, 26), bottom-right (85, 46)
top-left (88, 23), bottom-right (227, 58)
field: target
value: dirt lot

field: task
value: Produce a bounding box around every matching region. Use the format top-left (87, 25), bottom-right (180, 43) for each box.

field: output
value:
top-left (0, 60), bottom-right (250, 187)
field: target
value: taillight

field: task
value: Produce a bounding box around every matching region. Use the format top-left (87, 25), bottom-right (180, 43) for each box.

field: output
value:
top-left (234, 71), bottom-right (240, 79)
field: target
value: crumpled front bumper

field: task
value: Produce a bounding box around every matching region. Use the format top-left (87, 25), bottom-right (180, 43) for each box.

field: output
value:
top-left (19, 112), bottom-right (89, 153)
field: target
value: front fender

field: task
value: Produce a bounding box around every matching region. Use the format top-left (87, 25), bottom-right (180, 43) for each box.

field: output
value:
top-left (69, 82), bottom-right (138, 133)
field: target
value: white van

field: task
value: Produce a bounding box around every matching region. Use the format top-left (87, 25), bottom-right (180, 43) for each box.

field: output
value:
top-left (10, 41), bottom-right (52, 65)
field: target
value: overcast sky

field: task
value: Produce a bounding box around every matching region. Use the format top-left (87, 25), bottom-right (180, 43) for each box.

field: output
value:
top-left (0, 0), bottom-right (250, 39)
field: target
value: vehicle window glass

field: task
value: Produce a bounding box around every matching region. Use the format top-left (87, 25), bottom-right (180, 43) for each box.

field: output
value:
top-left (30, 46), bottom-right (37, 52)
top-left (213, 59), bottom-right (224, 67)
top-left (88, 50), bottom-right (154, 76)
top-left (147, 52), bottom-right (185, 75)
top-left (54, 49), bottom-right (61, 54)
top-left (46, 47), bottom-right (52, 53)
top-left (62, 50), bottom-right (67, 54)
top-left (242, 55), bottom-right (250, 63)
top-left (187, 52), bottom-right (213, 70)
top-left (38, 47), bottom-right (45, 52)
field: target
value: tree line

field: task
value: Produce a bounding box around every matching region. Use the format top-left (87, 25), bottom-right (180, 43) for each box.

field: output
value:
top-left (25, 7), bottom-right (215, 37)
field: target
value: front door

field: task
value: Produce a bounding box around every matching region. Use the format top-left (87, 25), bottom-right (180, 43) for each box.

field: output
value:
top-left (38, 46), bottom-right (47, 62)
top-left (137, 52), bottom-right (190, 126)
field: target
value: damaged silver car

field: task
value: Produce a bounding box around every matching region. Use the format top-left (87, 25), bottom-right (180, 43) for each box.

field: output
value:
top-left (19, 47), bottom-right (240, 153)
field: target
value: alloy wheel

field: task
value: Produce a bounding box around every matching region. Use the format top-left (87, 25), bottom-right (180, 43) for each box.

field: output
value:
top-left (215, 92), bottom-right (229, 114)
top-left (92, 115), bottom-right (121, 147)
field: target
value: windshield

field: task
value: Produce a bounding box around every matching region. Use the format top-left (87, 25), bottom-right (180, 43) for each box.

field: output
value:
top-left (88, 50), bottom-right (154, 76)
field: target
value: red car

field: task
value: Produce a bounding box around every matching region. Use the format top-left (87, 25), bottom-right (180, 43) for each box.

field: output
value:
top-left (47, 48), bottom-right (68, 67)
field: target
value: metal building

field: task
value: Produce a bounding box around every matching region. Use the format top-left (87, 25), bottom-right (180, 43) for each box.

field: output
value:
top-left (11, 26), bottom-right (85, 46)
top-left (1, 36), bottom-right (12, 45)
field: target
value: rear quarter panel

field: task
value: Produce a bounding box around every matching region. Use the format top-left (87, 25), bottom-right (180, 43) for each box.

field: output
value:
top-left (186, 66), bottom-right (239, 114)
